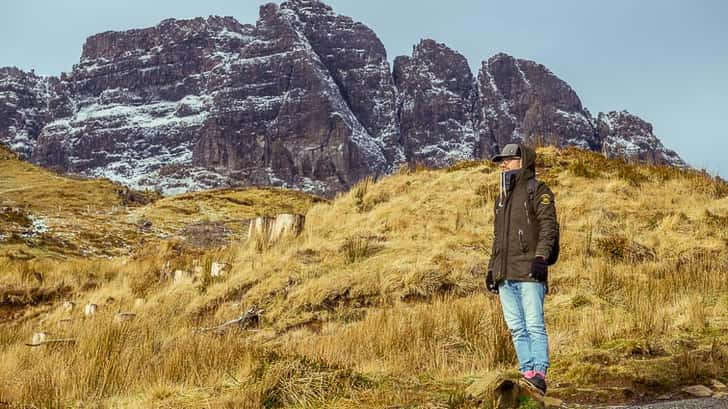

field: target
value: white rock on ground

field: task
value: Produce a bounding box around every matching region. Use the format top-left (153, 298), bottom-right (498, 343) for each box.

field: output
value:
top-left (211, 262), bottom-right (229, 277)
top-left (31, 332), bottom-right (49, 345)
top-left (84, 303), bottom-right (98, 316)
top-left (682, 385), bottom-right (714, 398)
top-left (173, 269), bottom-right (191, 284)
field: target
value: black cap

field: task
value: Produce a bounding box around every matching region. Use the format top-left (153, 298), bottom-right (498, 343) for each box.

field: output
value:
top-left (491, 144), bottom-right (521, 162)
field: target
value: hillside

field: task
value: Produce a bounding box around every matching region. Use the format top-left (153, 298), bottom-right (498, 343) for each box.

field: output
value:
top-left (0, 144), bottom-right (322, 260)
top-left (0, 147), bottom-right (727, 408)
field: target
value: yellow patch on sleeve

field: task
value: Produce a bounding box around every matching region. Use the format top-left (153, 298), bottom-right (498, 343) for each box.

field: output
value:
top-left (539, 194), bottom-right (551, 206)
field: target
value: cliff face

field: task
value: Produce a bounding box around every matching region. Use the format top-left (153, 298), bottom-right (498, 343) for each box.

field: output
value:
top-left (597, 110), bottom-right (684, 166)
top-left (0, 67), bottom-right (67, 161)
top-left (393, 39), bottom-right (478, 168)
top-left (475, 53), bottom-right (600, 155)
top-left (0, 0), bottom-right (686, 196)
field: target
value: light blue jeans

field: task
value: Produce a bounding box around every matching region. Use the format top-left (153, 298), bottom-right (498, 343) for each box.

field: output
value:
top-left (498, 280), bottom-right (549, 374)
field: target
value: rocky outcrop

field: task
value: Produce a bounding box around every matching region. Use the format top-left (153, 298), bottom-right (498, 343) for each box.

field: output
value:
top-left (393, 39), bottom-right (478, 167)
top-left (31, 16), bottom-right (249, 194)
top-left (596, 110), bottom-right (685, 167)
top-left (283, 0), bottom-right (403, 167)
top-left (0, 67), bottom-right (68, 160)
top-left (192, 3), bottom-right (390, 195)
top-left (476, 53), bottom-right (598, 157)
top-left (0, 0), bottom-right (687, 197)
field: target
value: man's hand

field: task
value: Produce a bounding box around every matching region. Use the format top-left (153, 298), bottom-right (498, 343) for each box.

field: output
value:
top-left (529, 256), bottom-right (548, 282)
top-left (486, 270), bottom-right (499, 294)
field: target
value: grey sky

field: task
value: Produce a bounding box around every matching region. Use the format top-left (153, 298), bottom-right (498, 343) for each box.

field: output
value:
top-left (2, 0), bottom-right (726, 176)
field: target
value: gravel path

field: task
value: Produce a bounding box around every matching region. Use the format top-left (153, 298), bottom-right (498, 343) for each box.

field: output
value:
top-left (615, 398), bottom-right (728, 409)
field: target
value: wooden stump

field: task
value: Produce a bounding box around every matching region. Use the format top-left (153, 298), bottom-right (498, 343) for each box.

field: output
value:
top-left (211, 262), bottom-right (230, 277)
top-left (247, 214), bottom-right (304, 244)
top-left (83, 303), bottom-right (98, 316)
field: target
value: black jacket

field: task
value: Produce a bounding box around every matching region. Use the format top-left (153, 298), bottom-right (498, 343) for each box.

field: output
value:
top-left (487, 144), bottom-right (558, 284)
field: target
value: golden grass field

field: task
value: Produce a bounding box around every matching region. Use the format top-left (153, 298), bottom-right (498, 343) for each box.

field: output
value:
top-left (0, 145), bottom-right (727, 408)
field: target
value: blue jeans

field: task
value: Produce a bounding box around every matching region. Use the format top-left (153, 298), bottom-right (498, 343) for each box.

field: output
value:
top-left (498, 280), bottom-right (549, 373)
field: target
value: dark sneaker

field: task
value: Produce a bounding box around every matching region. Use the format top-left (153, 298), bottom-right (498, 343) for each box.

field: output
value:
top-left (521, 373), bottom-right (547, 395)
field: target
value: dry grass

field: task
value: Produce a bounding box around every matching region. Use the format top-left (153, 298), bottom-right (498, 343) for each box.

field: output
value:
top-left (1, 146), bottom-right (727, 407)
top-left (0, 146), bottom-right (323, 260)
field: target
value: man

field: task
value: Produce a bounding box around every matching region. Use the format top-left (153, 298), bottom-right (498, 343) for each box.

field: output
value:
top-left (486, 143), bottom-right (559, 395)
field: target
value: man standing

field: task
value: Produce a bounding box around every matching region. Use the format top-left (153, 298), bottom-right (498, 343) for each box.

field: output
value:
top-left (486, 143), bottom-right (559, 395)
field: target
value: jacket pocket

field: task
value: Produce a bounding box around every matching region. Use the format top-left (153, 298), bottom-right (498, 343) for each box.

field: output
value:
top-left (518, 229), bottom-right (529, 253)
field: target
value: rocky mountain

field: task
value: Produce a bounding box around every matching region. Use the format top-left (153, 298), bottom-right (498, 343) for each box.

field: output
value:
top-left (393, 39), bottom-right (478, 168)
top-left (0, 67), bottom-right (60, 160)
top-left (0, 0), bottom-right (686, 197)
top-left (596, 110), bottom-right (684, 165)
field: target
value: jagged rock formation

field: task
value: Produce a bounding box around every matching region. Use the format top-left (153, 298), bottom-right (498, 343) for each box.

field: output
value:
top-left (596, 110), bottom-right (684, 166)
top-left (0, 0), bottom-right (686, 197)
top-left (393, 39), bottom-right (478, 167)
top-left (476, 53), bottom-right (600, 154)
top-left (0, 67), bottom-right (65, 160)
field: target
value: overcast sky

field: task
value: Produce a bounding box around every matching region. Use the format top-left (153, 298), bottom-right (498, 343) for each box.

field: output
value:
top-left (2, 0), bottom-right (726, 176)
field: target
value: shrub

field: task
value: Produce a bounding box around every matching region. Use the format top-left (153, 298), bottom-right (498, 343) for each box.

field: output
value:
top-left (617, 164), bottom-right (647, 187)
top-left (341, 235), bottom-right (371, 264)
top-left (352, 177), bottom-right (373, 212)
top-left (360, 190), bottom-right (390, 212)
top-left (595, 234), bottom-right (628, 260)
top-left (475, 183), bottom-right (499, 203)
top-left (446, 160), bottom-right (482, 172)
top-left (569, 160), bottom-right (598, 178)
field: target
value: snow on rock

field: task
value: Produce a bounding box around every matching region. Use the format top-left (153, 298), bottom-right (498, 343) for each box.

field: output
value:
top-left (0, 67), bottom-right (64, 159)
top-left (22, 215), bottom-right (50, 238)
top-left (475, 53), bottom-right (600, 156)
top-left (597, 110), bottom-right (686, 167)
top-left (0, 2), bottom-right (689, 198)
top-left (393, 39), bottom-right (478, 167)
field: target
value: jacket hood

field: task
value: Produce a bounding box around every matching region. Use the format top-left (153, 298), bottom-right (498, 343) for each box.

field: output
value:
top-left (516, 144), bottom-right (536, 181)
top-left (520, 144), bottom-right (536, 171)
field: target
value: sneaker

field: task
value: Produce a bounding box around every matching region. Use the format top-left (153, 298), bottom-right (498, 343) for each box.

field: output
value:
top-left (521, 373), bottom-right (547, 395)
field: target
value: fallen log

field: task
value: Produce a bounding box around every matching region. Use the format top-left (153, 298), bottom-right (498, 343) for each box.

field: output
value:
top-left (25, 338), bottom-right (76, 347)
top-left (197, 305), bottom-right (263, 334)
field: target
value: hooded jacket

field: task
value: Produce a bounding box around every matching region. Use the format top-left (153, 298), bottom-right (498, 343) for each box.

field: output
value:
top-left (487, 144), bottom-right (558, 284)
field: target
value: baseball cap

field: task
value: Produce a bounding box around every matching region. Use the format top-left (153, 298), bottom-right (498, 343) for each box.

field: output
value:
top-left (491, 144), bottom-right (521, 162)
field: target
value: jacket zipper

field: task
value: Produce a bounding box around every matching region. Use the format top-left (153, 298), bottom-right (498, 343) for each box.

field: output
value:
top-left (524, 201), bottom-right (531, 224)
top-left (501, 191), bottom-right (511, 279)
top-left (518, 229), bottom-right (528, 253)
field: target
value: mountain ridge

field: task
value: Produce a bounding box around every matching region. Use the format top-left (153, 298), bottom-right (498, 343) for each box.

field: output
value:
top-left (0, 0), bottom-right (686, 197)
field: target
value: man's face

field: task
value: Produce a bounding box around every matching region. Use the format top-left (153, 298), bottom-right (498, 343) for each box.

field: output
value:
top-left (500, 157), bottom-right (522, 172)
